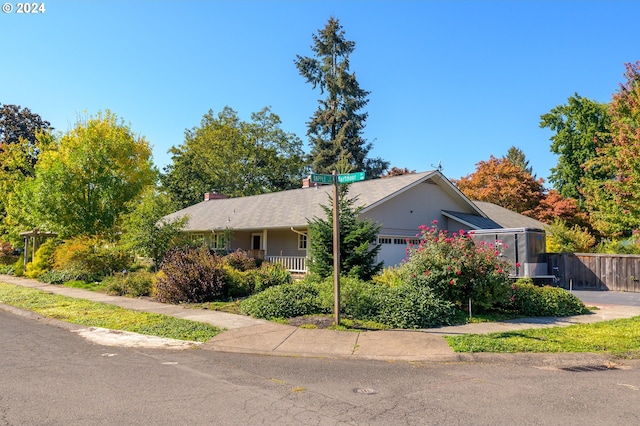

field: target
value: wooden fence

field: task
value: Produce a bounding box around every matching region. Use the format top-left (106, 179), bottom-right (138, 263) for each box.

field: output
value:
top-left (547, 253), bottom-right (640, 292)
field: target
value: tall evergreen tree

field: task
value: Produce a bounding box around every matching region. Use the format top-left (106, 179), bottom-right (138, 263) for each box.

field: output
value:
top-left (504, 146), bottom-right (533, 175)
top-left (307, 185), bottom-right (383, 280)
top-left (295, 17), bottom-right (388, 178)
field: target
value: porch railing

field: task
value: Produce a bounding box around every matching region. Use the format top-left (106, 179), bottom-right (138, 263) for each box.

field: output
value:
top-left (266, 256), bottom-right (307, 274)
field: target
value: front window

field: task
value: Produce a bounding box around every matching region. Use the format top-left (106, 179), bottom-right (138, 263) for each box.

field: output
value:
top-left (190, 233), bottom-right (205, 245)
top-left (298, 233), bottom-right (307, 250)
top-left (211, 234), bottom-right (223, 249)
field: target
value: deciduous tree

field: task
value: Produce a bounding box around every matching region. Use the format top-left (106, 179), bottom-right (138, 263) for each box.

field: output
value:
top-left (540, 94), bottom-right (611, 201)
top-left (120, 187), bottom-right (188, 268)
top-left (453, 156), bottom-right (545, 215)
top-left (381, 167), bottom-right (416, 178)
top-left (0, 104), bottom-right (52, 239)
top-left (295, 17), bottom-right (388, 178)
top-left (161, 106), bottom-right (307, 208)
top-left (529, 189), bottom-right (586, 227)
top-left (582, 62), bottom-right (640, 237)
top-left (10, 111), bottom-right (156, 238)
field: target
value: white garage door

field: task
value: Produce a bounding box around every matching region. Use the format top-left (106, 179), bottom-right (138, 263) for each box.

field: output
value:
top-left (376, 236), bottom-right (420, 268)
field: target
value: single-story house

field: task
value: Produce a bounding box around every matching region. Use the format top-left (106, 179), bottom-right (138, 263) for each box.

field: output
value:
top-left (162, 170), bottom-right (546, 274)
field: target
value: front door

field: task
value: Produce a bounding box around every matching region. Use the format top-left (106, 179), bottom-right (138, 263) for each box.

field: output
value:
top-left (251, 233), bottom-right (262, 250)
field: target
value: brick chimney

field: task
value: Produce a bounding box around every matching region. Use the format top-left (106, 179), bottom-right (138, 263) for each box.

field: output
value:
top-left (204, 191), bottom-right (227, 201)
top-left (302, 177), bottom-right (311, 188)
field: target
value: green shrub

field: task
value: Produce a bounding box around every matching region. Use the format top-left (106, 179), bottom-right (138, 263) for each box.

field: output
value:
top-left (239, 281), bottom-right (325, 319)
top-left (375, 284), bottom-right (458, 328)
top-left (53, 236), bottom-right (131, 281)
top-left (372, 267), bottom-right (403, 287)
top-left (253, 262), bottom-right (292, 293)
top-left (223, 250), bottom-right (258, 271)
top-left (316, 275), bottom-right (456, 328)
top-left (13, 257), bottom-right (25, 277)
top-left (317, 276), bottom-right (385, 320)
top-left (506, 281), bottom-right (589, 317)
top-left (0, 264), bottom-right (14, 274)
top-left (223, 266), bottom-right (254, 298)
top-left (155, 246), bottom-right (227, 303)
top-left (103, 271), bottom-right (154, 297)
top-left (25, 239), bottom-right (60, 279)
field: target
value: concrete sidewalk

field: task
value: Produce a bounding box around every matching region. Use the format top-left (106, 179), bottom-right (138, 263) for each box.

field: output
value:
top-left (2, 274), bottom-right (640, 362)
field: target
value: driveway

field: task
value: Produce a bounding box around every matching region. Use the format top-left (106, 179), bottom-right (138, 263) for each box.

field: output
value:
top-left (572, 289), bottom-right (640, 307)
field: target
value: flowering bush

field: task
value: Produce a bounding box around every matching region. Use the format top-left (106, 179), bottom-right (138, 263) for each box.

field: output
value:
top-left (400, 221), bottom-right (512, 311)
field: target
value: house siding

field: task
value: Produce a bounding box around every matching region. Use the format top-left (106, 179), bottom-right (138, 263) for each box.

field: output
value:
top-left (364, 180), bottom-right (476, 238)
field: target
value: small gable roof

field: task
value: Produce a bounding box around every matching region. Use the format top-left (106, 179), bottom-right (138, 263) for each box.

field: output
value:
top-left (469, 201), bottom-right (546, 229)
top-left (441, 210), bottom-right (502, 229)
top-left (163, 171), bottom-right (486, 232)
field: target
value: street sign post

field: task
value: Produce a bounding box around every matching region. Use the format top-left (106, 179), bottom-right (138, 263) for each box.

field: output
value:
top-left (308, 171), bottom-right (365, 326)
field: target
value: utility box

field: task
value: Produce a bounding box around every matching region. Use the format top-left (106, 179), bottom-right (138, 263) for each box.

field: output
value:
top-left (469, 228), bottom-right (547, 278)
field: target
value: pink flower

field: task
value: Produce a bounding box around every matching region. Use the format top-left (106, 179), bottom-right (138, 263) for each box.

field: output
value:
top-left (516, 262), bottom-right (521, 267)
top-left (449, 280), bottom-right (455, 285)
top-left (510, 296), bottom-right (515, 302)
top-left (456, 270), bottom-right (462, 275)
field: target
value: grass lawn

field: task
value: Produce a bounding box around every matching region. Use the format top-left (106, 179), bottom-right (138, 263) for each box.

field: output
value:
top-left (446, 316), bottom-right (640, 358)
top-left (0, 282), bottom-right (223, 342)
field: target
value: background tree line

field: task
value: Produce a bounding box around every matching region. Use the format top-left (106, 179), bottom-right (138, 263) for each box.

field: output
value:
top-left (1, 20), bottom-right (639, 258)
top-left (453, 61), bottom-right (640, 253)
top-left (0, 17), bottom-right (386, 264)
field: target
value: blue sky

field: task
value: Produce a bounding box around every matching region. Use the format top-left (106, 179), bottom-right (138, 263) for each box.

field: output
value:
top-left (2, 1), bottom-right (638, 183)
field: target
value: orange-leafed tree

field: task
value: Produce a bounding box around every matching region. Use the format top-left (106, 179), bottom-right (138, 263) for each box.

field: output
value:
top-left (381, 167), bottom-right (415, 178)
top-left (529, 189), bottom-right (586, 226)
top-left (453, 155), bottom-right (545, 215)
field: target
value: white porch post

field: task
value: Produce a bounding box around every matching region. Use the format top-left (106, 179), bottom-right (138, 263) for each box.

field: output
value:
top-left (263, 229), bottom-right (268, 256)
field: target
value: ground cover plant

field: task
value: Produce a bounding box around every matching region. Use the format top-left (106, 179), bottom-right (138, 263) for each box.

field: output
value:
top-left (445, 316), bottom-right (640, 358)
top-left (0, 282), bottom-right (222, 341)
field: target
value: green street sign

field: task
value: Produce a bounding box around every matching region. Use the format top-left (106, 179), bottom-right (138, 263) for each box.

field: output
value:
top-left (310, 172), bottom-right (365, 185)
top-left (310, 173), bottom-right (333, 184)
top-left (337, 171), bottom-right (365, 184)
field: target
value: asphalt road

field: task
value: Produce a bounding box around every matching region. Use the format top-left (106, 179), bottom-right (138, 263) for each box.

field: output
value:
top-left (2, 307), bottom-right (640, 425)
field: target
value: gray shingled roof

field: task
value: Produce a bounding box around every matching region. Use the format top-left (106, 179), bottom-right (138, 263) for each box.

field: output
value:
top-left (163, 170), bottom-right (481, 232)
top-left (470, 201), bottom-right (546, 229)
top-left (441, 210), bottom-right (502, 229)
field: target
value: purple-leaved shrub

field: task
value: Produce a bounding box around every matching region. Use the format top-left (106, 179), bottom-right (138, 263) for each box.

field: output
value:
top-left (155, 246), bottom-right (227, 303)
